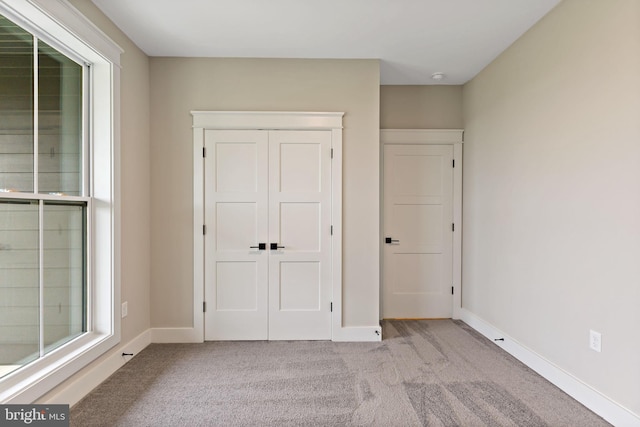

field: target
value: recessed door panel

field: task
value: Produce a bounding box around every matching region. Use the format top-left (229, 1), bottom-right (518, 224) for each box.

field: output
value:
top-left (279, 261), bottom-right (320, 311)
top-left (279, 143), bottom-right (321, 192)
top-left (383, 144), bottom-right (453, 319)
top-left (393, 204), bottom-right (443, 252)
top-left (393, 155), bottom-right (443, 197)
top-left (279, 202), bottom-right (320, 251)
top-left (392, 254), bottom-right (443, 294)
top-left (216, 142), bottom-right (257, 192)
top-left (216, 203), bottom-right (257, 251)
top-left (216, 262), bottom-right (257, 311)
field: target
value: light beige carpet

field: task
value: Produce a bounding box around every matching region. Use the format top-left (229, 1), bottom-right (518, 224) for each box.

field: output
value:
top-left (71, 320), bottom-right (610, 426)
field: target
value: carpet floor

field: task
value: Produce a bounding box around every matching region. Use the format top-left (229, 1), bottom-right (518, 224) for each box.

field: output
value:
top-left (71, 320), bottom-right (610, 426)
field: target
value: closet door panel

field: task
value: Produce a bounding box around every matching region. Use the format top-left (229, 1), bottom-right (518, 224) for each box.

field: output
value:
top-left (268, 131), bottom-right (332, 340)
top-left (204, 130), bottom-right (268, 341)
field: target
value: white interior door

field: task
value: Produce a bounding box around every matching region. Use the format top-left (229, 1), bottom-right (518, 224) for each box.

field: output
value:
top-left (204, 130), bottom-right (332, 340)
top-left (268, 131), bottom-right (332, 340)
top-left (204, 130), bottom-right (269, 340)
top-left (382, 144), bottom-right (454, 318)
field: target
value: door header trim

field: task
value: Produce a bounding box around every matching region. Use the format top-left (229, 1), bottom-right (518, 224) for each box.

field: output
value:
top-left (381, 129), bottom-right (463, 144)
top-left (191, 111), bottom-right (345, 130)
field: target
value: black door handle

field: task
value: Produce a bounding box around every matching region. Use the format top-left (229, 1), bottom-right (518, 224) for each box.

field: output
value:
top-left (270, 243), bottom-right (285, 250)
top-left (385, 237), bottom-right (399, 244)
top-left (250, 243), bottom-right (266, 250)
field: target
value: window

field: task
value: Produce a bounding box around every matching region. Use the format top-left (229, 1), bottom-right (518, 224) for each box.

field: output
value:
top-left (0, 13), bottom-right (87, 379)
top-left (0, 0), bottom-right (121, 403)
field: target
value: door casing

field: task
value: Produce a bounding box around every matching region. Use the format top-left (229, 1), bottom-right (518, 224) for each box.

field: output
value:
top-left (380, 129), bottom-right (463, 319)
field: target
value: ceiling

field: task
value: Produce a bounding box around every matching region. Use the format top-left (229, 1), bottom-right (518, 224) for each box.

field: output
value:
top-left (90, 0), bottom-right (561, 85)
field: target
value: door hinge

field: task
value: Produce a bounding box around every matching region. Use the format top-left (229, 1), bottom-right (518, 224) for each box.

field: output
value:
top-left (452, 287), bottom-right (454, 295)
top-left (203, 301), bottom-right (207, 312)
top-left (452, 159), bottom-right (455, 168)
top-left (330, 302), bottom-right (333, 312)
top-left (462, 131), bottom-right (465, 142)
top-left (331, 148), bottom-right (334, 159)
top-left (203, 147), bottom-right (206, 158)
top-left (452, 223), bottom-right (455, 232)
top-left (330, 225), bottom-right (333, 235)
top-left (203, 225), bottom-right (207, 235)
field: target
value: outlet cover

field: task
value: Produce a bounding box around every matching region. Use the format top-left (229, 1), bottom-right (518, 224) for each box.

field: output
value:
top-left (589, 330), bottom-right (601, 352)
top-left (122, 301), bottom-right (128, 318)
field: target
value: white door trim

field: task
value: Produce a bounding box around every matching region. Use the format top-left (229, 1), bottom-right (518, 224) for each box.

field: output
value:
top-left (192, 111), bottom-right (344, 130)
top-left (193, 111), bottom-right (344, 342)
top-left (380, 129), bottom-right (463, 319)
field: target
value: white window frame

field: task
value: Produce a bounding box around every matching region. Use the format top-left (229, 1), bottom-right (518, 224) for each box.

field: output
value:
top-left (0, 0), bottom-right (122, 403)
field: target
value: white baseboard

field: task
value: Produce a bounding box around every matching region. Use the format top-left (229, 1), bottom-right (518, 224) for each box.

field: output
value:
top-left (41, 329), bottom-right (151, 407)
top-left (151, 327), bottom-right (202, 343)
top-left (151, 326), bottom-right (381, 343)
top-left (332, 325), bottom-right (382, 342)
top-left (459, 309), bottom-right (640, 427)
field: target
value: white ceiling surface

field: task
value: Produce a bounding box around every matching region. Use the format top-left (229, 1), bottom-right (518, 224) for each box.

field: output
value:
top-left (90, 0), bottom-right (561, 85)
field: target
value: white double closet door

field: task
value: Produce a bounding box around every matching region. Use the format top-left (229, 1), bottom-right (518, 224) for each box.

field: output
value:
top-left (204, 130), bottom-right (332, 340)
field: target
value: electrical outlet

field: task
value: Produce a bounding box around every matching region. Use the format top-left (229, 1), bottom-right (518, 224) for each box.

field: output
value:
top-left (122, 301), bottom-right (128, 318)
top-left (589, 330), bottom-right (601, 352)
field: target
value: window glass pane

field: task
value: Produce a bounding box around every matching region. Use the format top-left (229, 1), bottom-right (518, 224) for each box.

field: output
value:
top-left (0, 200), bottom-right (39, 378)
top-left (43, 202), bottom-right (86, 354)
top-left (38, 41), bottom-right (82, 196)
top-left (0, 14), bottom-right (34, 193)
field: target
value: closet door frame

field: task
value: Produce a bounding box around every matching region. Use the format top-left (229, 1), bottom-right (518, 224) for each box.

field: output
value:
top-left (192, 111), bottom-right (344, 342)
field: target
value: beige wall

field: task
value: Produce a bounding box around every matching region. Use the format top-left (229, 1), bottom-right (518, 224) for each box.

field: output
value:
top-left (149, 58), bottom-right (380, 328)
top-left (39, 0), bottom-right (151, 400)
top-left (380, 85), bottom-right (463, 129)
top-left (463, 0), bottom-right (640, 414)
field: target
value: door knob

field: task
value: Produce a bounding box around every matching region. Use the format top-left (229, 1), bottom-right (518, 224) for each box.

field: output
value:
top-left (250, 243), bottom-right (266, 250)
top-left (270, 243), bottom-right (285, 250)
top-left (385, 237), bottom-right (399, 244)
